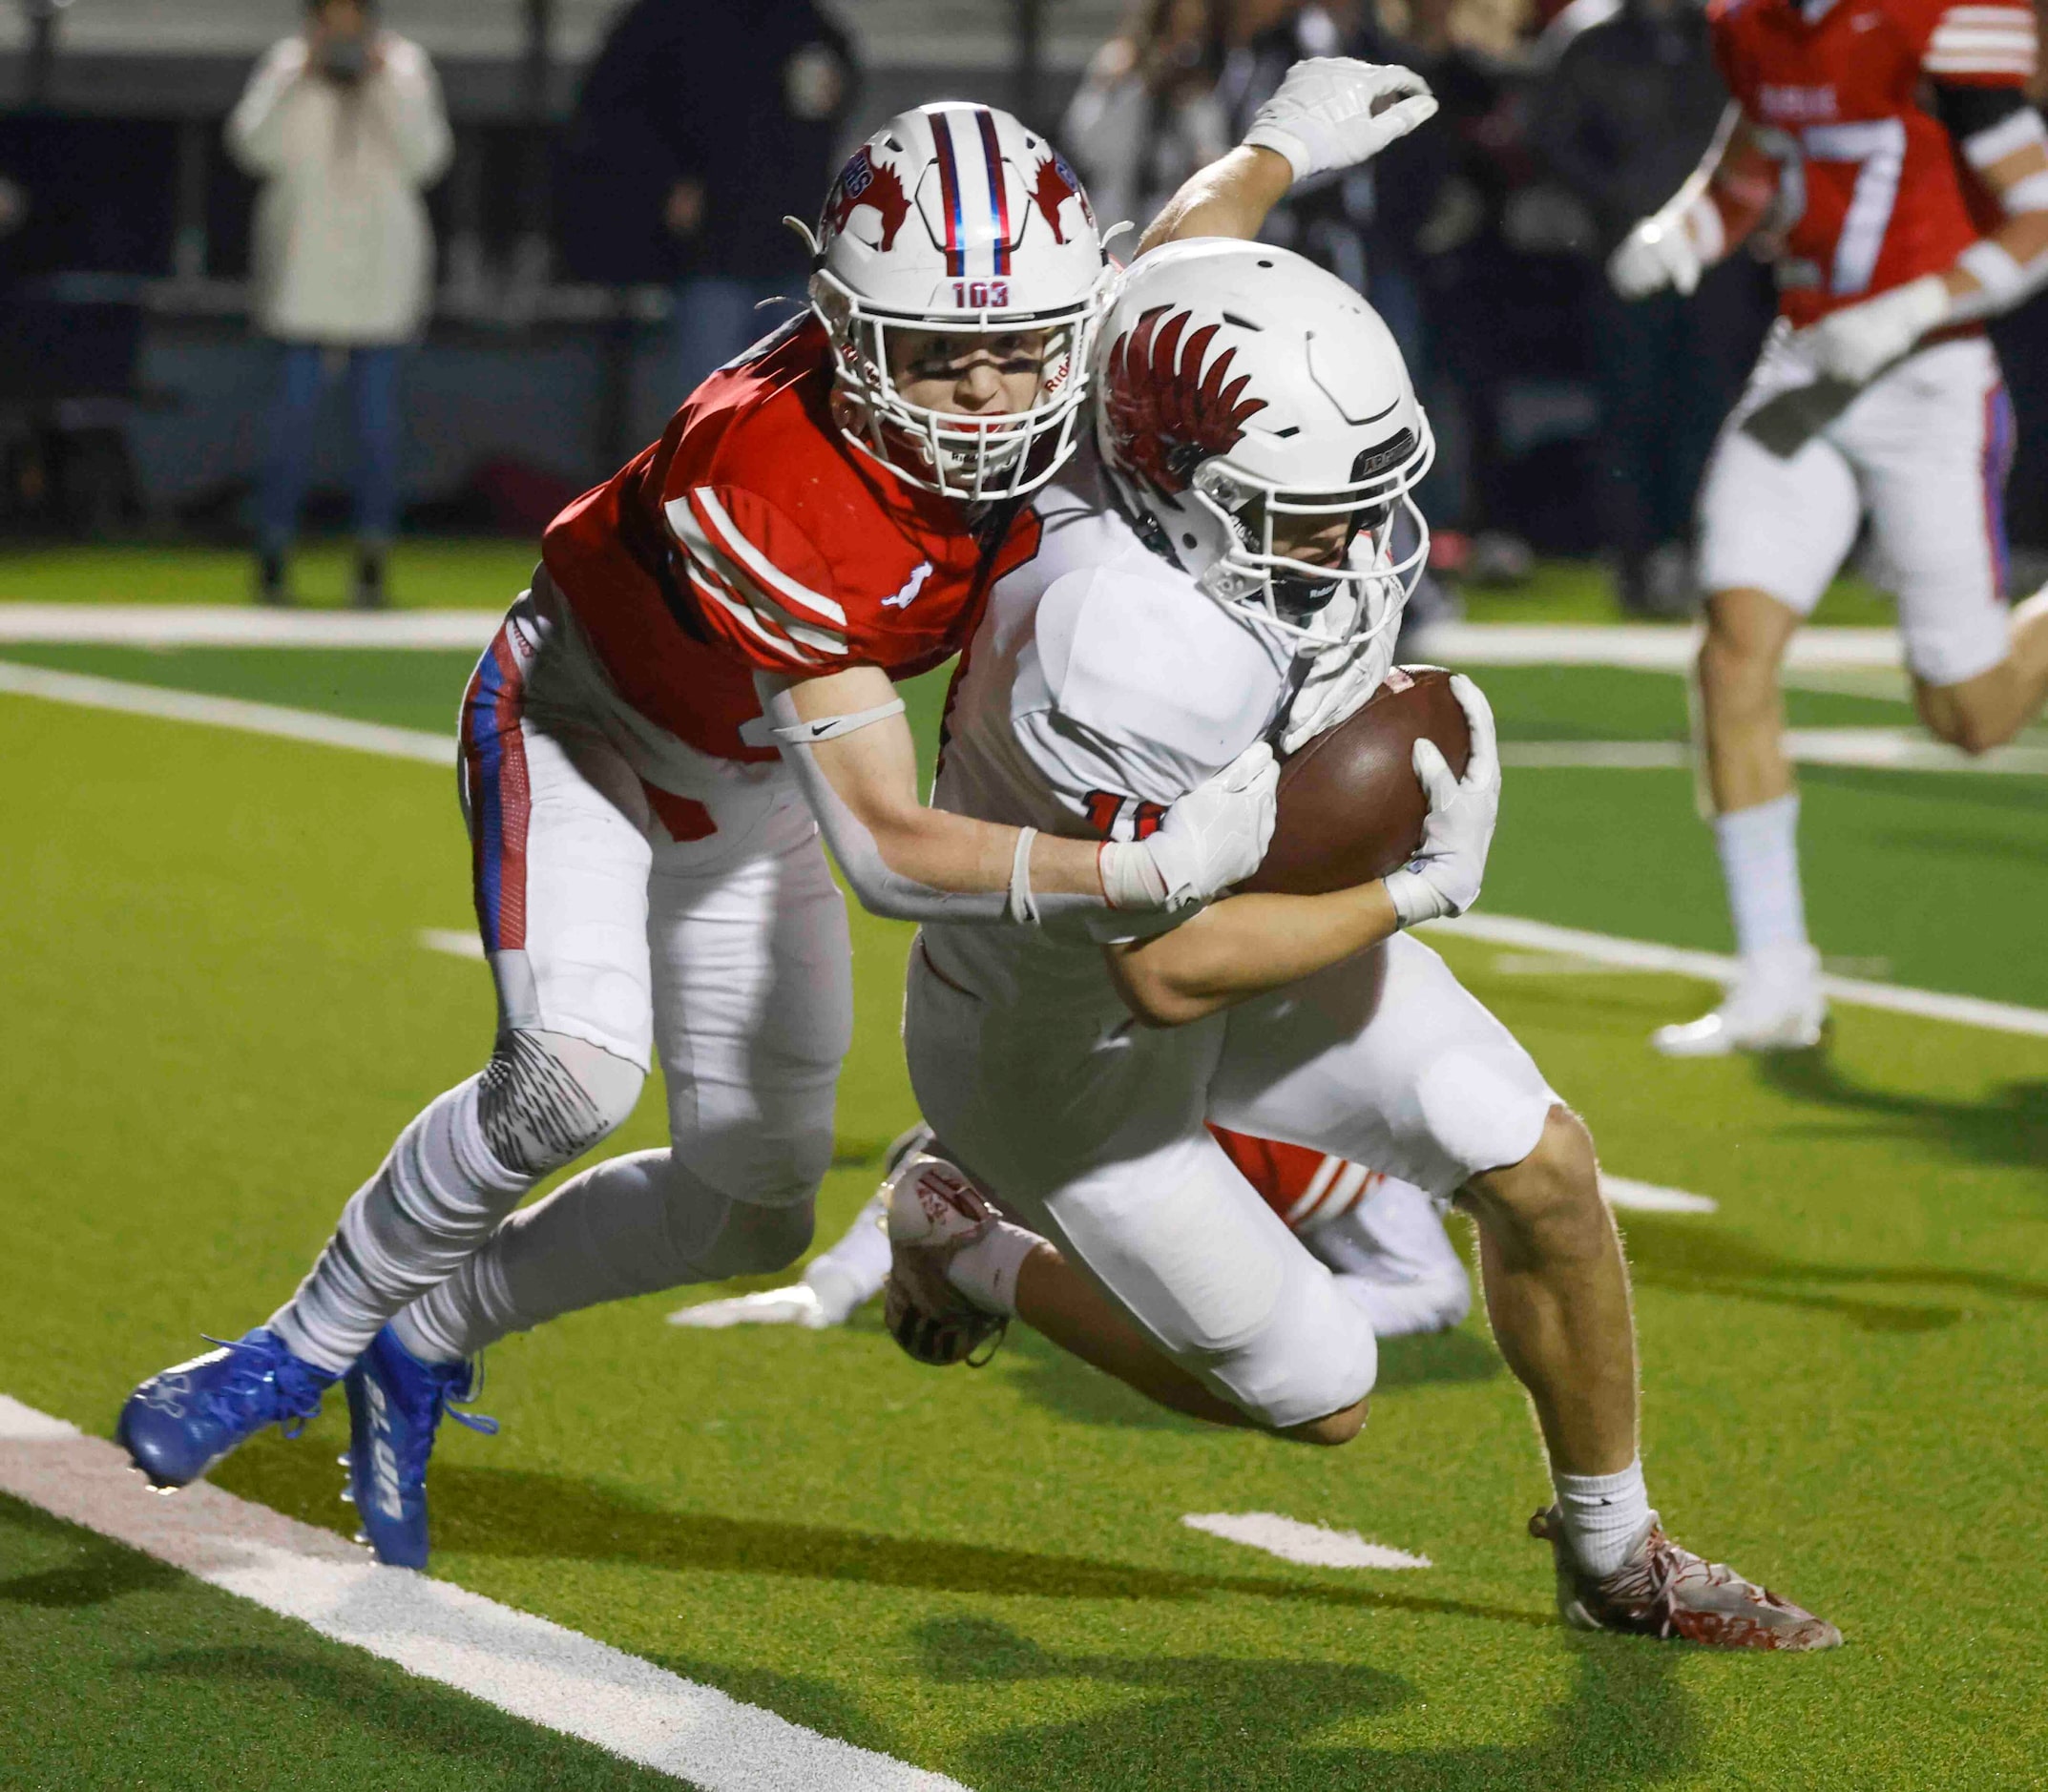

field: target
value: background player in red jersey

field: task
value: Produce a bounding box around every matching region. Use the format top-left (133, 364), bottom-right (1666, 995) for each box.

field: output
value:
top-left (116, 65), bottom-right (1440, 1568)
top-left (1609, 0), bottom-right (2048, 1053)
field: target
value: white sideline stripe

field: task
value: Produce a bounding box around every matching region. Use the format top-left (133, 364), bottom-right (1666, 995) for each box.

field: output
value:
top-left (0, 607), bottom-right (1899, 667)
top-left (1408, 620), bottom-right (1903, 671)
top-left (0, 605), bottom-right (500, 649)
top-left (0, 1394), bottom-right (971, 1792)
top-left (1600, 1177), bottom-right (1718, 1215)
top-left (1500, 731), bottom-right (2048, 774)
top-left (1424, 912), bottom-right (2048, 1039)
top-left (420, 927), bottom-right (487, 960)
top-left (1181, 1512), bottom-right (1432, 1571)
top-left (0, 661), bottom-right (454, 763)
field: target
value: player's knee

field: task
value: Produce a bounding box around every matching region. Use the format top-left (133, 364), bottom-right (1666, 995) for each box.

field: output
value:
top-left (477, 1030), bottom-right (642, 1177)
top-left (1917, 686), bottom-right (2017, 756)
top-left (1284, 1397), bottom-right (1369, 1447)
top-left (712, 1198), bottom-right (816, 1279)
top-left (1465, 1106), bottom-right (1605, 1256)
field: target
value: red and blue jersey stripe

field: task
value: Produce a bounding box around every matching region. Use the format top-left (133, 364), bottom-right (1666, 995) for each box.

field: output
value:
top-left (460, 627), bottom-right (532, 954)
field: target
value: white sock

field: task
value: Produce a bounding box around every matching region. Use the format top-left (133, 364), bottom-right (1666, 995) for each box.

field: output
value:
top-left (1713, 793), bottom-right (1812, 968)
top-left (803, 1194), bottom-right (890, 1320)
top-left (1553, 1460), bottom-right (1655, 1578)
top-left (943, 1222), bottom-right (1042, 1318)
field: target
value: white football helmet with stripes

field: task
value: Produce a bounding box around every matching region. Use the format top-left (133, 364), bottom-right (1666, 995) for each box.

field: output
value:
top-left (803, 102), bottom-right (1113, 502)
top-left (1095, 240), bottom-right (1434, 652)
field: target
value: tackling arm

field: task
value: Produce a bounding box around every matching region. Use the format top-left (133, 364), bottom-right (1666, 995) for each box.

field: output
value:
top-left (759, 666), bottom-right (1278, 925)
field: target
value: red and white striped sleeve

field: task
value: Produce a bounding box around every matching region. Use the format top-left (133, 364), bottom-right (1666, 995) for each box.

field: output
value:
top-left (663, 486), bottom-right (850, 675)
top-left (1921, 0), bottom-right (2038, 86)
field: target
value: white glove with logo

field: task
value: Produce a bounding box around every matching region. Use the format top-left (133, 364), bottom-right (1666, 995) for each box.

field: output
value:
top-left (1382, 674), bottom-right (1500, 927)
top-left (1793, 274), bottom-right (1950, 385)
top-left (1099, 741), bottom-right (1279, 912)
top-left (1608, 213), bottom-right (1705, 300)
top-left (1243, 59), bottom-right (1438, 183)
top-left (1281, 618), bottom-right (1399, 757)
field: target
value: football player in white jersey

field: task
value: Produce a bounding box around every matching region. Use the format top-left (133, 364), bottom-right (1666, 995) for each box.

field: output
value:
top-left (845, 239), bottom-right (1841, 1649)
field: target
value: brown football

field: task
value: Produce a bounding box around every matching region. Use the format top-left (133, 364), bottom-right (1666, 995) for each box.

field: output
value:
top-left (1240, 666), bottom-right (1471, 896)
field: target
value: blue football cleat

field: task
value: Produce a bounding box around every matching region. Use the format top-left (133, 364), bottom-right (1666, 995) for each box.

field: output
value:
top-left (344, 1325), bottom-right (496, 1569)
top-left (117, 1327), bottom-right (337, 1489)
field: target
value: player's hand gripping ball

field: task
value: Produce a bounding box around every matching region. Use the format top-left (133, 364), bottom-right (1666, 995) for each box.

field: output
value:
top-left (1240, 665), bottom-right (1473, 896)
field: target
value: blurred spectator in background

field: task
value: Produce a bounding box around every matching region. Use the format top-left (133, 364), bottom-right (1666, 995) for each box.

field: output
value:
top-left (1536, 0), bottom-right (1767, 615)
top-left (228, 0), bottom-right (449, 608)
top-left (1216, 0), bottom-right (1474, 613)
top-left (563, 0), bottom-right (855, 420)
top-left (1064, 0), bottom-right (1233, 234)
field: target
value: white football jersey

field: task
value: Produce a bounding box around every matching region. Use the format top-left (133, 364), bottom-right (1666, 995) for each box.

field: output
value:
top-left (922, 444), bottom-right (1299, 1009)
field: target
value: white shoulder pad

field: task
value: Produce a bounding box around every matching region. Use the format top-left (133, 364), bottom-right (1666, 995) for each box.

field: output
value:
top-left (1029, 565), bottom-right (1290, 799)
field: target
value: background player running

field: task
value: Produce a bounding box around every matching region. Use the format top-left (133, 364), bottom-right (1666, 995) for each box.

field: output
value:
top-left (1609, 0), bottom-right (2048, 1053)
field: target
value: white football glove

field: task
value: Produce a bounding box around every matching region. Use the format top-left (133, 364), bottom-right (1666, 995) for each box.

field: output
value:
top-left (1100, 741), bottom-right (1279, 911)
top-left (1792, 274), bottom-right (1951, 385)
top-left (1243, 58), bottom-right (1438, 183)
top-left (1281, 617), bottom-right (1400, 757)
top-left (1608, 213), bottom-right (1704, 300)
top-left (1382, 674), bottom-right (1500, 928)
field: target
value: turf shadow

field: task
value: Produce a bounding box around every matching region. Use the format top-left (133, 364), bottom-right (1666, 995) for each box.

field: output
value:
top-left (1753, 1050), bottom-right (2048, 1185)
top-left (0, 1496), bottom-right (187, 1609)
top-left (898, 1615), bottom-right (1697, 1792)
top-left (132, 1646), bottom-right (661, 1787)
top-left (422, 1464), bottom-right (1550, 1631)
top-left (1618, 1213), bottom-right (2048, 1331)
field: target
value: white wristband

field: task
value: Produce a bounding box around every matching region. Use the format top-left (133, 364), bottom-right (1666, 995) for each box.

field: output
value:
top-left (1957, 238), bottom-right (2027, 308)
top-left (1008, 827), bottom-right (1040, 926)
top-left (1382, 866), bottom-right (1446, 929)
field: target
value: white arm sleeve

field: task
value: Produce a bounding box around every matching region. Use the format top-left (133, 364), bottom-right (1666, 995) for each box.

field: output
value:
top-left (758, 680), bottom-right (1109, 927)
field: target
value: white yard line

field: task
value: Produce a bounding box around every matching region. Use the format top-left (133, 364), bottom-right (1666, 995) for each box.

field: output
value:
top-left (1425, 912), bottom-right (2048, 1039)
top-left (0, 608), bottom-right (1895, 667)
top-left (1181, 1512), bottom-right (1431, 1571)
top-left (0, 660), bottom-right (454, 763)
top-left (4, 662), bottom-right (2042, 1041)
top-left (0, 605), bottom-right (498, 649)
top-left (0, 1394), bottom-right (968, 1792)
top-left (1599, 1177), bottom-right (1718, 1215)
top-left (1408, 620), bottom-right (1903, 672)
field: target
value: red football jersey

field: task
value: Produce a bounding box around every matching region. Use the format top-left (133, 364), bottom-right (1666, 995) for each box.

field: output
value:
top-left (542, 315), bottom-right (1041, 764)
top-left (1710, 0), bottom-right (2037, 324)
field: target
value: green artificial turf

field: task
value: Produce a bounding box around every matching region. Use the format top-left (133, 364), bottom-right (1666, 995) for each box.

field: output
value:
top-left (4, 662), bottom-right (2048, 1788)
top-left (0, 539), bottom-right (538, 610)
top-left (0, 1498), bottom-right (674, 1791)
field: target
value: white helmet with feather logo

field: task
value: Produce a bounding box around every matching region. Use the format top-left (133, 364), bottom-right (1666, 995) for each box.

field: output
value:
top-left (1094, 239), bottom-right (1434, 650)
top-left (799, 103), bottom-right (1114, 502)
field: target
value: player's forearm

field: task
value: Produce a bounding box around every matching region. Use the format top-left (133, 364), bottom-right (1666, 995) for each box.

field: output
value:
top-left (1107, 883), bottom-right (1400, 1028)
top-left (1138, 146), bottom-right (1296, 257)
top-left (1941, 137), bottom-right (2048, 319)
top-left (865, 806), bottom-right (1107, 902)
top-left (1671, 108), bottom-right (1774, 261)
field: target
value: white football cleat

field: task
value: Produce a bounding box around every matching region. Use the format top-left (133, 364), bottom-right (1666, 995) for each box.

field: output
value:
top-left (1652, 958), bottom-right (1827, 1058)
top-left (667, 1285), bottom-right (834, 1329)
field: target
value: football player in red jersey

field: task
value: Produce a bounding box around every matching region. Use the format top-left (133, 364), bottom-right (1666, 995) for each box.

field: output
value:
top-left (116, 64), bottom-right (1441, 1567)
top-left (1608, 0), bottom-right (2048, 1053)
top-left (672, 1124), bottom-right (1473, 1340)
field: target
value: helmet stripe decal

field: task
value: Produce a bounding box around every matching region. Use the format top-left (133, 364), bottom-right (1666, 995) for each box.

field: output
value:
top-left (973, 107), bottom-right (1012, 275)
top-left (930, 112), bottom-right (969, 278)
